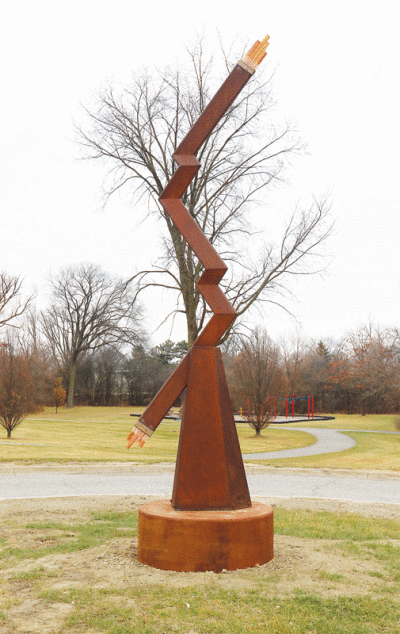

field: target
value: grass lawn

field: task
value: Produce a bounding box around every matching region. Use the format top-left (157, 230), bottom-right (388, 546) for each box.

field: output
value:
top-left (1, 497), bottom-right (399, 633)
top-left (257, 431), bottom-right (400, 471)
top-left (287, 413), bottom-right (397, 431)
top-left (0, 407), bottom-right (314, 463)
top-left (1, 408), bottom-right (399, 470)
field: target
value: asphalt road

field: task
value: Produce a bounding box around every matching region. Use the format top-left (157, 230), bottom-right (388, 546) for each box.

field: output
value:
top-left (1, 468), bottom-right (399, 506)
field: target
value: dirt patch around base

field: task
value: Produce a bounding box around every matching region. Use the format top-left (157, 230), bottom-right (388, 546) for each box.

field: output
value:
top-left (1, 495), bottom-right (399, 634)
top-left (2, 492), bottom-right (400, 523)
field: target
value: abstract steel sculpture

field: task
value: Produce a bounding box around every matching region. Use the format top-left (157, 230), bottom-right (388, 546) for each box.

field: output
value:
top-left (127, 36), bottom-right (274, 572)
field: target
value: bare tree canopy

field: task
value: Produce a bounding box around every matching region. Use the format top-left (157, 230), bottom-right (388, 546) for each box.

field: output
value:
top-left (0, 336), bottom-right (37, 438)
top-left (230, 328), bottom-right (285, 435)
top-left (333, 323), bottom-right (400, 416)
top-left (77, 36), bottom-right (332, 345)
top-left (0, 272), bottom-right (33, 329)
top-left (40, 263), bottom-right (143, 407)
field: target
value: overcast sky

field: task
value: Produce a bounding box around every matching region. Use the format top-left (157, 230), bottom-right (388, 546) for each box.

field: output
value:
top-left (1, 0), bottom-right (398, 347)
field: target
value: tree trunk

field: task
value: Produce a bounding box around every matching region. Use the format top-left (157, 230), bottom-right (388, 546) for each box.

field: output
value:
top-left (187, 315), bottom-right (198, 347)
top-left (66, 362), bottom-right (77, 408)
top-left (7, 428), bottom-right (12, 438)
top-left (182, 272), bottom-right (199, 347)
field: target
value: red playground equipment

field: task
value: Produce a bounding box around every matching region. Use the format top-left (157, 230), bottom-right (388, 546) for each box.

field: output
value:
top-left (242, 394), bottom-right (315, 421)
top-left (285, 394), bottom-right (314, 419)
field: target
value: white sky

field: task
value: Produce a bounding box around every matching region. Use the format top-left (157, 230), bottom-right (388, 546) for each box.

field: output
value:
top-left (1, 0), bottom-right (398, 347)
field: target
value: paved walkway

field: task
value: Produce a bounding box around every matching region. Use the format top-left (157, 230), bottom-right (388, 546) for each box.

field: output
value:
top-left (242, 427), bottom-right (356, 459)
top-left (1, 468), bottom-right (400, 505)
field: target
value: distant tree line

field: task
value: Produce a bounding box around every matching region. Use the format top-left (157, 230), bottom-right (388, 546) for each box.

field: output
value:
top-left (227, 323), bottom-right (400, 422)
top-left (1, 265), bottom-right (400, 439)
top-left (0, 266), bottom-right (188, 437)
top-left (61, 339), bottom-right (188, 407)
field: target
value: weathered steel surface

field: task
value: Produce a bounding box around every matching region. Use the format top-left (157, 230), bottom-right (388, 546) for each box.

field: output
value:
top-left (173, 64), bottom-right (252, 157)
top-left (132, 353), bottom-right (190, 434)
top-left (128, 37), bottom-right (271, 517)
top-left (128, 65), bottom-right (254, 438)
top-left (171, 346), bottom-right (251, 510)
top-left (138, 500), bottom-right (274, 572)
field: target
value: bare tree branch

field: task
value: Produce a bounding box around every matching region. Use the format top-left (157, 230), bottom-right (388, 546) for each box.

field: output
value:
top-left (0, 272), bottom-right (34, 329)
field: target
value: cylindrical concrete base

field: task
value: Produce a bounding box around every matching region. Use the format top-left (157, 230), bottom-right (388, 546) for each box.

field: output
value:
top-left (138, 500), bottom-right (273, 572)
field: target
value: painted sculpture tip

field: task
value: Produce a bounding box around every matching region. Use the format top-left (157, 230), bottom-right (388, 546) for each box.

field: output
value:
top-left (240, 35), bottom-right (270, 72)
top-left (126, 426), bottom-right (148, 449)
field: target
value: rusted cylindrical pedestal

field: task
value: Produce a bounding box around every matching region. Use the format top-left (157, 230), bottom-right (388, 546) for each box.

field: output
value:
top-left (138, 500), bottom-right (273, 572)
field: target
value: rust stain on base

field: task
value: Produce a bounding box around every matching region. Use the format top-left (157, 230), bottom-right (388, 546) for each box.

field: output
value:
top-left (138, 500), bottom-right (274, 572)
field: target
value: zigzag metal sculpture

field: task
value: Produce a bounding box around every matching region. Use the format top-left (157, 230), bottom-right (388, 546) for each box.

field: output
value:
top-left (128, 37), bottom-right (270, 512)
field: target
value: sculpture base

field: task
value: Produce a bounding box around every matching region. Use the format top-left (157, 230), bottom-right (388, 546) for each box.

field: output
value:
top-left (138, 500), bottom-right (274, 572)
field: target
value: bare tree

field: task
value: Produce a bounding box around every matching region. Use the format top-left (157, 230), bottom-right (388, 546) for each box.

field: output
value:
top-left (340, 323), bottom-right (400, 416)
top-left (302, 341), bottom-right (332, 412)
top-left (40, 264), bottom-right (142, 408)
top-left (0, 336), bottom-right (37, 439)
top-left (0, 272), bottom-right (33, 329)
top-left (77, 36), bottom-right (332, 345)
top-left (281, 335), bottom-right (310, 397)
top-left (123, 344), bottom-right (171, 407)
top-left (17, 310), bottom-right (57, 407)
top-left (75, 346), bottom-right (125, 406)
top-left (230, 328), bottom-right (286, 436)
top-left (53, 378), bottom-right (66, 413)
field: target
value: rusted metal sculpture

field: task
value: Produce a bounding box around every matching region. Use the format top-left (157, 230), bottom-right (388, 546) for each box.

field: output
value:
top-left (127, 37), bottom-right (274, 571)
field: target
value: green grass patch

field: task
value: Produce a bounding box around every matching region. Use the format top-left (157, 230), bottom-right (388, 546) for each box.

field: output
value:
top-left (274, 508), bottom-right (400, 541)
top-left (10, 565), bottom-right (52, 581)
top-left (39, 585), bottom-right (400, 634)
top-left (276, 508), bottom-right (400, 596)
top-left (338, 541), bottom-right (400, 583)
top-left (0, 406), bottom-right (314, 463)
top-left (289, 413), bottom-right (398, 431)
top-left (369, 570), bottom-right (385, 578)
top-left (318, 570), bottom-right (346, 582)
top-left (238, 425), bottom-right (315, 452)
top-left (0, 511), bottom-right (138, 567)
top-left (2, 504), bottom-right (400, 633)
top-left (256, 431), bottom-right (400, 470)
top-left (3, 408), bottom-right (399, 469)
top-left (27, 406), bottom-right (146, 423)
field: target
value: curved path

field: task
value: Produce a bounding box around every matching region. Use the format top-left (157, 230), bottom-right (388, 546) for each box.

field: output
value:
top-left (242, 427), bottom-right (356, 460)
